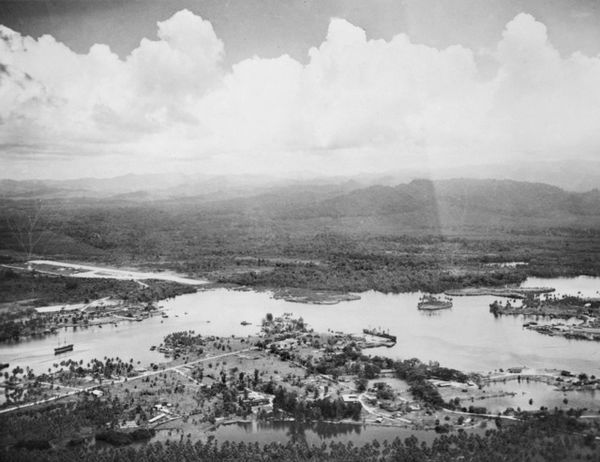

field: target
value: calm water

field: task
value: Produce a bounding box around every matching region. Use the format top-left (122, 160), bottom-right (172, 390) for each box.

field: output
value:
top-left (1, 277), bottom-right (599, 378)
top-left (521, 276), bottom-right (600, 298)
top-left (478, 381), bottom-right (600, 414)
top-left (211, 420), bottom-right (440, 446)
top-left (148, 420), bottom-right (480, 446)
top-left (2, 275), bottom-right (599, 443)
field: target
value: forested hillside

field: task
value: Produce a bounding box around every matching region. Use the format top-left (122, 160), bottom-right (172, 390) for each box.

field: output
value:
top-left (1, 178), bottom-right (599, 294)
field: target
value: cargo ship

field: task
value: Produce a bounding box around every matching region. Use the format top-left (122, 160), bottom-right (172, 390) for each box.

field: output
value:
top-left (418, 295), bottom-right (453, 311)
top-left (362, 328), bottom-right (397, 343)
top-left (54, 344), bottom-right (74, 355)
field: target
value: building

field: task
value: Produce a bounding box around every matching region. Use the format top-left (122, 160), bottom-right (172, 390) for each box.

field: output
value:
top-left (148, 413), bottom-right (166, 424)
top-left (243, 389), bottom-right (272, 406)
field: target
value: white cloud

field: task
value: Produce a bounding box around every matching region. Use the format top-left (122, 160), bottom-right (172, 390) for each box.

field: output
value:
top-left (490, 13), bottom-right (600, 155)
top-left (0, 10), bottom-right (599, 178)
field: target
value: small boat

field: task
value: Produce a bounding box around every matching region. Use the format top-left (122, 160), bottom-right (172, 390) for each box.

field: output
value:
top-left (240, 321), bottom-right (251, 326)
top-left (0, 363), bottom-right (9, 370)
top-left (150, 345), bottom-right (156, 351)
top-left (54, 344), bottom-right (74, 355)
top-left (418, 295), bottom-right (453, 311)
top-left (161, 313), bottom-right (169, 318)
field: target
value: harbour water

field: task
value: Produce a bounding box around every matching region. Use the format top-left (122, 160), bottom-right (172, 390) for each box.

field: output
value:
top-left (1, 274), bottom-right (599, 443)
top-left (1, 277), bottom-right (599, 377)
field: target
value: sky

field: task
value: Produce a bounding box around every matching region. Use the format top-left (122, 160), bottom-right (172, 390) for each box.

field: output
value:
top-left (1, 0), bottom-right (600, 180)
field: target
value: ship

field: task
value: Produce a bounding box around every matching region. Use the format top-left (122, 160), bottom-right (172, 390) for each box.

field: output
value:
top-left (418, 295), bottom-right (453, 311)
top-left (362, 328), bottom-right (397, 343)
top-left (54, 344), bottom-right (74, 355)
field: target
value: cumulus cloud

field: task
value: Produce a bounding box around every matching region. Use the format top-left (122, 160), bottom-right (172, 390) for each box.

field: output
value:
top-left (0, 10), bottom-right (599, 178)
top-left (491, 13), bottom-right (600, 155)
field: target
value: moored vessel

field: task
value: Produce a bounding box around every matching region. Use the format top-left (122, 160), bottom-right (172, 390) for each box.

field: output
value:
top-left (362, 328), bottom-right (397, 343)
top-left (54, 343), bottom-right (74, 355)
top-left (418, 295), bottom-right (453, 311)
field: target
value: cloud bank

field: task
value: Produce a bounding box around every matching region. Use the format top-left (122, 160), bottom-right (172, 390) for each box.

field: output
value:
top-left (1, 10), bottom-right (599, 178)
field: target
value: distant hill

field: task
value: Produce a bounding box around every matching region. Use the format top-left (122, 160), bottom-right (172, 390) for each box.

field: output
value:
top-left (224, 178), bottom-right (597, 217)
top-left (1, 177), bottom-right (599, 265)
top-left (0, 173), bottom-right (360, 201)
top-left (1, 175), bottom-right (599, 233)
top-left (193, 178), bottom-right (600, 234)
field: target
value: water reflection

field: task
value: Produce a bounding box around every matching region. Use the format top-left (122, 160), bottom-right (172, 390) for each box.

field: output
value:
top-left (478, 381), bottom-right (600, 414)
top-left (224, 420), bottom-right (365, 444)
top-left (213, 420), bottom-right (439, 446)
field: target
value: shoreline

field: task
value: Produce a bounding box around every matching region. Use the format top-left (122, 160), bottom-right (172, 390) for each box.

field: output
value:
top-left (1, 314), bottom-right (599, 456)
top-left (446, 287), bottom-right (555, 299)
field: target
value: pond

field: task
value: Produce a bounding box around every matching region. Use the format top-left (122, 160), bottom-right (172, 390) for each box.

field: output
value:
top-left (149, 419), bottom-right (492, 446)
top-left (212, 420), bottom-right (439, 445)
top-left (478, 380), bottom-right (600, 414)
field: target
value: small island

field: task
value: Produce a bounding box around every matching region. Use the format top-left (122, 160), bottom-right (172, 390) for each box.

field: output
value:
top-left (490, 295), bottom-right (600, 341)
top-left (272, 288), bottom-right (361, 305)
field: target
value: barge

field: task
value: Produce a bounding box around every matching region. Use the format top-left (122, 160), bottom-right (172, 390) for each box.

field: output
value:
top-left (54, 344), bottom-right (74, 355)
